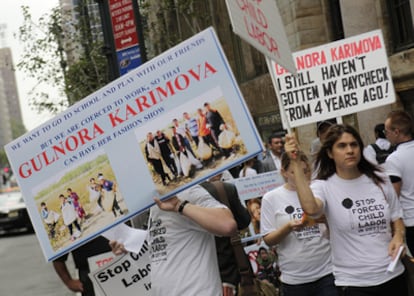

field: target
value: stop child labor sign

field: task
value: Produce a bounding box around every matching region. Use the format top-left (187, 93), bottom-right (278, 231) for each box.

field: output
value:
top-left (269, 29), bottom-right (395, 127)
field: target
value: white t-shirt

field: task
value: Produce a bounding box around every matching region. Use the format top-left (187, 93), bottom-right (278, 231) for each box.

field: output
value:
top-left (149, 185), bottom-right (225, 296)
top-left (311, 174), bottom-right (404, 286)
top-left (261, 185), bottom-right (332, 285)
top-left (363, 138), bottom-right (392, 166)
top-left (384, 140), bottom-right (414, 226)
top-left (271, 152), bottom-right (281, 173)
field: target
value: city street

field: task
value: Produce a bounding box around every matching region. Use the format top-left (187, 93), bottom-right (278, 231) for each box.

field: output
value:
top-left (0, 230), bottom-right (77, 295)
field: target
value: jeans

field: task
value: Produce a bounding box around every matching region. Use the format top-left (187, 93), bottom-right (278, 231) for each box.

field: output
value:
top-left (336, 273), bottom-right (407, 296)
top-left (281, 274), bottom-right (337, 296)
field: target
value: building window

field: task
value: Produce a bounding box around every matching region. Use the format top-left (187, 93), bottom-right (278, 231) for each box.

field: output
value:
top-left (387, 0), bottom-right (414, 52)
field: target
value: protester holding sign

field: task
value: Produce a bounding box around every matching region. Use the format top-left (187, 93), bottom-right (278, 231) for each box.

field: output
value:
top-left (261, 151), bottom-right (335, 296)
top-left (284, 125), bottom-right (407, 296)
top-left (53, 236), bottom-right (112, 296)
top-left (111, 185), bottom-right (237, 296)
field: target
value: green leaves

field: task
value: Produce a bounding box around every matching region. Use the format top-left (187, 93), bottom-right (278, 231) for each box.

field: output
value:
top-left (16, 4), bottom-right (110, 114)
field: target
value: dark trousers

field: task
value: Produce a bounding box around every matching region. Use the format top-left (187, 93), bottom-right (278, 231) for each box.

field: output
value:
top-left (150, 158), bottom-right (168, 183)
top-left (112, 194), bottom-right (123, 217)
top-left (336, 273), bottom-right (407, 296)
top-left (282, 274), bottom-right (337, 296)
top-left (161, 154), bottom-right (177, 175)
top-left (79, 269), bottom-right (95, 296)
top-left (68, 220), bottom-right (81, 235)
top-left (192, 135), bottom-right (199, 146)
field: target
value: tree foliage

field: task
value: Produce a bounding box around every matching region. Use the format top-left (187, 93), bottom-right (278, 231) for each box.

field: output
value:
top-left (16, 0), bottom-right (213, 113)
top-left (16, 3), bottom-right (109, 113)
top-left (0, 149), bottom-right (9, 169)
top-left (139, 0), bottom-right (213, 59)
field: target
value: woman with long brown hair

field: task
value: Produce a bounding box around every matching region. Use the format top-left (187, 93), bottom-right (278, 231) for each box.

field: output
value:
top-left (284, 124), bottom-right (407, 296)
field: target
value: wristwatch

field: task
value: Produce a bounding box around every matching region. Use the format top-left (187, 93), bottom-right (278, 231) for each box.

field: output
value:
top-left (178, 200), bottom-right (190, 214)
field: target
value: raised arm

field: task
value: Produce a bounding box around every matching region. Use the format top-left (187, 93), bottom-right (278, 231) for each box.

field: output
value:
top-left (154, 196), bottom-right (237, 237)
top-left (285, 135), bottom-right (324, 216)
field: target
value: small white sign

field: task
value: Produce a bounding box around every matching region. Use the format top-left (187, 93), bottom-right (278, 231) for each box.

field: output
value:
top-left (225, 0), bottom-right (296, 74)
top-left (89, 242), bottom-right (151, 296)
top-left (234, 171), bottom-right (284, 201)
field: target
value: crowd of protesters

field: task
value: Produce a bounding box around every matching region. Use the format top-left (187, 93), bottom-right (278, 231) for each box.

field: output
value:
top-left (52, 110), bottom-right (414, 296)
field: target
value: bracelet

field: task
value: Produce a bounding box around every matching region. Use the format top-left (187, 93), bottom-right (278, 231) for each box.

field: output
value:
top-left (178, 200), bottom-right (190, 214)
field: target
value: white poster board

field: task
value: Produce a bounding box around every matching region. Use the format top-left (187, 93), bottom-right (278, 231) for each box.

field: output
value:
top-left (269, 29), bottom-right (395, 128)
top-left (89, 242), bottom-right (151, 296)
top-left (4, 27), bottom-right (263, 261)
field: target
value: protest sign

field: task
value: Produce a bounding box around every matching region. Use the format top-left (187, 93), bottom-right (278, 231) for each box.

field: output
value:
top-left (225, 0), bottom-right (296, 74)
top-left (4, 27), bottom-right (263, 261)
top-left (234, 171), bottom-right (284, 201)
top-left (244, 241), bottom-right (279, 286)
top-left (88, 251), bottom-right (116, 296)
top-left (89, 242), bottom-right (151, 296)
top-left (269, 29), bottom-right (395, 128)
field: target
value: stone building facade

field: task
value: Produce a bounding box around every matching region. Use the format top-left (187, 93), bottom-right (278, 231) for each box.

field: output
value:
top-left (141, 0), bottom-right (414, 154)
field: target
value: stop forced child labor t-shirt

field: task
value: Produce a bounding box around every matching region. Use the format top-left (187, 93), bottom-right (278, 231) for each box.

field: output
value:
top-left (148, 185), bottom-right (225, 296)
top-left (311, 174), bottom-right (404, 286)
top-left (261, 185), bottom-right (332, 285)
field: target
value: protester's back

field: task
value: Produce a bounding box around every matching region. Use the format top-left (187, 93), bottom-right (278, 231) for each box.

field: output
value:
top-left (363, 123), bottom-right (393, 165)
top-left (370, 143), bottom-right (394, 164)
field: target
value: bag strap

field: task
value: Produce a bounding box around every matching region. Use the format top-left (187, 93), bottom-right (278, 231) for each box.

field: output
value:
top-left (371, 143), bottom-right (381, 153)
top-left (210, 181), bottom-right (256, 286)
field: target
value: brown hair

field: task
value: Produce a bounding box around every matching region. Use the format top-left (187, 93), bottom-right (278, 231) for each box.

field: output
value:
top-left (315, 124), bottom-right (384, 185)
top-left (247, 198), bottom-right (261, 234)
top-left (281, 151), bottom-right (309, 171)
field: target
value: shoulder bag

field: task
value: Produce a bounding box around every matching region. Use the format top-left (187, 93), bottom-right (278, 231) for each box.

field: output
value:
top-left (211, 181), bottom-right (279, 296)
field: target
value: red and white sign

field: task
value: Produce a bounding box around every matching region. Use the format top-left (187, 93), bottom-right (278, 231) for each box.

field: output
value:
top-left (225, 0), bottom-right (296, 74)
top-left (269, 30), bottom-right (396, 128)
top-left (109, 0), bottom-right (139, 50)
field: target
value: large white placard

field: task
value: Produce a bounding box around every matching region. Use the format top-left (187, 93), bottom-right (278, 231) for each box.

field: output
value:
top-left (5, 27), bottom-right (263, 261)
top-left (269, 29), bottom-right (395, 128)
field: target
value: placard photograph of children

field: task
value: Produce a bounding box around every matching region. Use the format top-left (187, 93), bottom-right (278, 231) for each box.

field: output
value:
top-left (34, 150), bottom-right (128, 251)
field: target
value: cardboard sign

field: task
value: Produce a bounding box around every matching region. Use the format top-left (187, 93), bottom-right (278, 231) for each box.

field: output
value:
top-left (225, 0), bottom-right (296, 74)
top-left (89, 242), bottom-right (151, 296)
top-left (88, 251), bottom-right (116, 296)
top-left (4, 27), bottom-right (263, 261)
top-left (269, 29), bottom-right (395, 127)
top-left (234, 171), bottom-right (284, 201)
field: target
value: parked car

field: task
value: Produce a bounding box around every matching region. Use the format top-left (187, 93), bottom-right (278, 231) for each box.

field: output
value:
top-left (0, 190), bottom-right (33, 233)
